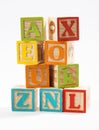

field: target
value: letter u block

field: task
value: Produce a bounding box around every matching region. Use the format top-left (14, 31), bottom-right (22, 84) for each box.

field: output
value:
top-left (17, 41), bottom-right (43, 65)
top-left (11, 88), bottom-right (38, 111)
top-left (45, 17), bottom-right (79, 41)
top-left (26, 64), bottom-right (50, 88)
top-left (44, 40), bottom-right (74, 65)
top-left (40, 88), bottom-right (62, 112)
top-left (63, 89), bottom-right (86, 113)
top-left (53, 64), bottom-right (79, 88)
top-left (21, 17), bottom-right (44, 41)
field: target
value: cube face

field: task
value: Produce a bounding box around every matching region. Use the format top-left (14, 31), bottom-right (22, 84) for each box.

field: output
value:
top-left (45, 41), bottom-right (67, 65)
top-left (57, 17), bottom-right (79, 41)
top-left (21, 17), bottom-right (44, 41)
top-left (58, 64), bottom-right (79, 88)
top-left (63, 89), bottom-right (86, 112)
top-left (46, 17), bottom-right (57, 40)
top-left (11, 89), bottom-right (35, 111)
top-left (26, 65), bottom-right (50, 88)
top-left (40, 88), bottom-right (62, 112)
top-left (17, 41), bottom-right (38, 64)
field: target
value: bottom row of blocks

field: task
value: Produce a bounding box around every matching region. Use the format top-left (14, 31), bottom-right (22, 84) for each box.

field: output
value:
top-left (11, 88), bottom-right (88, 113)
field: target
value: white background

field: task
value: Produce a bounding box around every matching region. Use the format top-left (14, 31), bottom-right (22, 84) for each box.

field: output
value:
top-left (0, 0), bottom-right (99, 129)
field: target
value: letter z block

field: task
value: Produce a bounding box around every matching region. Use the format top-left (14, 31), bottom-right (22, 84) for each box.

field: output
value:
top-left (17, 41), bottom-right (43, 65)
top-left (11, 88), bottom-right (38, 111)
top-left (57, 17), bottom-right (79, 41)
top-left (21, 17), bottom-right (44, 41)
top-left (26, 64), bottom-right (50, 88)
top-left (40, 88), bottom-right (62, 112)
top-left (45, 41), bottom-right (74, 65)
top-left (54, 64), bottom-right (79, 88)
top-left (63, 89), bottom-right (86, 113)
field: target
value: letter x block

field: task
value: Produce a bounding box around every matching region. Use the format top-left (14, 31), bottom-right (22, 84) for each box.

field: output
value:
top-left (26, 64), bottom-right (50, 88)
top-left (63, 89), bottom-right (86, 113)
top-left (45, 40), bottom-right (74, 65)
top-left (17, 41), bottom-right (43, 65)
top-left (54, 64), bottom-right (79, 88)
top-left (21, 17), bottom-right (44, 41)
top-left (57, 17), bottom-right (79, 41)
top-left (40, 88), bottom-right (62, 112)
top-left (11, 88), bottom-right (37, 111)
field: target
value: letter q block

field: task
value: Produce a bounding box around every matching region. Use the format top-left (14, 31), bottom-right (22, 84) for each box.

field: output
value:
top-left (21, 17), bottom-right (44, 41)
top-left (11, 88), bottom-right (38, 111)
top-left (44, 40), bottom-right (74, 65)
top-left (16, 41), bottom-right (43, 65)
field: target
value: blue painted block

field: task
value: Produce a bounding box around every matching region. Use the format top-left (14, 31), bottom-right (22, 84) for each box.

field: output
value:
top-left (11, 88), bottom-right (37, 112)
top-left (40, 88), bottom-right (62, 112)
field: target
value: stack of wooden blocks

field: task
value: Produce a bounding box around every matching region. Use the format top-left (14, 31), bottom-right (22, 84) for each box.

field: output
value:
top-left (11, 17), bottom-right (88, 113)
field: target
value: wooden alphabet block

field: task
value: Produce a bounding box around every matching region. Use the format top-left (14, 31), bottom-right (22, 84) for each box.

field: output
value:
top-left (26, 64), bottom-right (50, 88)
top-left (63, 89), bottom-right (86, 113)
top-left (11, 88), bottom-right (37, 111)
top-left (44, 41), bottom-right (74, 65)
top-left (21, 17), bottom-right (44, 41)
top-left (40, 88), bottom-right (62, 112)
top-left (53, 64), bottom-right (79, 88)
top-left (57, 17), bottom-right (79, 41)
top-left (45, 17), bottom-right (57, 40)
top-left (16, 41), bottom-right (43, 65)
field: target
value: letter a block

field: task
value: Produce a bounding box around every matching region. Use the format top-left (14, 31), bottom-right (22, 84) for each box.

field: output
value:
top-left (11, 88), bottom-right (37, 111)
top-left (54, 64), bottom-right (79, 88)
top-left (17, 41), bottom-right (43, 65)
top-left (57, 17), bottom-right (79, 41)
top-left (63, 89), bottom-right (86, 113)
top-left (45, 41), bottom-right (74, 65)
top-left (40, 88), bottom-right (62, 112)
top-left (26, 64), bottom-right (50, 88)
top-left (21, 17), bottom-right (44, 41)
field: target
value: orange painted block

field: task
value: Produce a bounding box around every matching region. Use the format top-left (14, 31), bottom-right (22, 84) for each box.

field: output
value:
top-left (63, 88), bottom-right (87, 113)
top-left (26, 64), bottom-right (50, 88)
top-left (44, 40), bottom-right (74, 65)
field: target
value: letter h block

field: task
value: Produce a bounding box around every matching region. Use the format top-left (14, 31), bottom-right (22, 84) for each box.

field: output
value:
top-left (21, 17), bottom-right (44, 41)
top-left (44, 40), bottom-right (74, 65)
top-left (11, 88), bottom-right (38, 111)
top-left (54, 64), bottom-right (79, 88)
top-left (63, 89), bottom-right (86, 113)
top-left (26, 64), bottom-right (50, 88)
top-left (17, 41), bottom-right (43, 65)
top-left (40, 88), bottom-right (62, 112)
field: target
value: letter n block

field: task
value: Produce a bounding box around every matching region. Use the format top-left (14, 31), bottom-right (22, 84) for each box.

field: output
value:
top-left (26, 64), bottom-right (50, 88)
top-left (40, 88), bottom-right (62, 112)
top-left (63, 89), bottom-right (86, 113)
top-left (45, 40), bottom-right (74, 65)
top-left (17, 41), bottom-right (43, 65)
top-left (57, 17), bottom-right (79, 41)
top-left (54, 64), bottom-right (79, 88)
top-left (21, 17), bottom-right (44, 41)
top-left (11, 88), bottom-right (37, 111)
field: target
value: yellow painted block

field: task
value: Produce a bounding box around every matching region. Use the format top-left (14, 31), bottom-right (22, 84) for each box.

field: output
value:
top-left (16, 41), bottom-right (43, 65)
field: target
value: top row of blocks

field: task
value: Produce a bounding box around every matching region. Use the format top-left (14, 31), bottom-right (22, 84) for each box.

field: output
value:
top-left (21, 17), bottom-right (79, 41)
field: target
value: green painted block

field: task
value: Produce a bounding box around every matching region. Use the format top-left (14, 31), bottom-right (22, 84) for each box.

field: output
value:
top-left (21, 17), bottom-right (44, 41)
top-left (54, 64), bottom-right (79, 88)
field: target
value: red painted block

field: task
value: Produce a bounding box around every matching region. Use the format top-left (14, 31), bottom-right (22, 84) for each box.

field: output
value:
top-left (57, 17), bottom-right (79, 41)
top-left (63, 89), bottom-right (86, 113)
